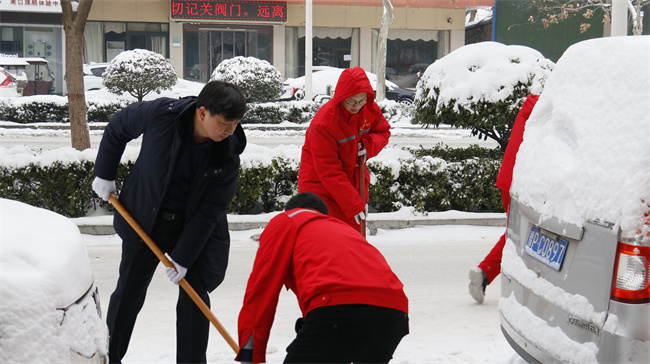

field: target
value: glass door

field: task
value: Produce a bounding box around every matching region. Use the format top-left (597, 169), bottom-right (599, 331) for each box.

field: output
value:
top-left (198, 29), bottom-right (258, 83)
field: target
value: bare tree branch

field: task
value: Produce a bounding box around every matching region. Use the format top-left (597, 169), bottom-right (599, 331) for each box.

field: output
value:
top-left (526, 0), bottom-right (649, 34)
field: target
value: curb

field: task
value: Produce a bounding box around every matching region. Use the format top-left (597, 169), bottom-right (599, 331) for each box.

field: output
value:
top-left (76, 216), bottom-right (505, 235)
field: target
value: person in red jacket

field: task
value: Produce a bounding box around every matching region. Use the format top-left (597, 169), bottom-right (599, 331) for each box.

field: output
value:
top-left (298, 67), bottom-right (391, 232)
top-left (235, 192), bottom-right (409, 364)
top-left (469, 94), bottom-right (540, 304)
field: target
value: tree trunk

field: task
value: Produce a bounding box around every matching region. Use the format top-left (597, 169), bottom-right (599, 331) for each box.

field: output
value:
top-left (632, 0), bottom-right (645, 35)
top-left (376, 0), bottom-right (394, 102)
top-left (61, 0), bottom-right (93, 151)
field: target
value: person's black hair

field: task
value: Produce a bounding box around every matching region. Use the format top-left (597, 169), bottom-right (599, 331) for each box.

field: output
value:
top-left (196, 80), bottom-right (247, 121)
top-left (284, 192), bottom-right (329, 215)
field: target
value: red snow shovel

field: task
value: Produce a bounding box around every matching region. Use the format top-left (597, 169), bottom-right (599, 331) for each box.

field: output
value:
top-left (108, 194), bottom-right (240, 354)
top-left (358, 154), bottom-right (367, 238)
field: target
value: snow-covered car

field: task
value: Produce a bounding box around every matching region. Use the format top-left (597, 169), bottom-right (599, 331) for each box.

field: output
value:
top-left (0, 67), bottom-right (21, 97)
top-left (499, 36), bottom-right (649, 363)
top-left (280, 67), bottom-right (415, 105)
top-left (83, 62), bottom-right (110, 91)
top-left (0, 57), bottom-right (29, 95)
top-left (0, 198), bottom-right (108, 362)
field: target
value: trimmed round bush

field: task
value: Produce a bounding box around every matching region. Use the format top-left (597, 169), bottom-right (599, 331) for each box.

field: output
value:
top-left (210, 56), bottom-right (283, 102)
top-left (103, 49), bottom-right (178, 102)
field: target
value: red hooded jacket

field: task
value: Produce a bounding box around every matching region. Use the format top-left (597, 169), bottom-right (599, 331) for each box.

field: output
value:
top-left (495, 94), bottom-right (539, 209)
top-left (298, 67), bottom-right (391, 222)
top-left (479, 94), bottom-right (539, 283)
top-left (235, 208), bottom-right (408, 363)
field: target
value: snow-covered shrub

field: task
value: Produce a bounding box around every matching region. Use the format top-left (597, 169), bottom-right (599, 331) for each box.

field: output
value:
top-left (242, 101), bottom-right (319, 124)
top-left (210, 56), bottom-right (283, 102)
top-left (369, 144), bottom-right (503, 213)
top-left (0, 159), bottom-right (134, 217)
top-left (414, 42), bottom-right (554, 151)
top-left (103, 49), bottom-right (177, 102)
top-left (232, 157), bottom-right (299, 213)
top-left (377, 99), bottom-right (414, 124)
top-left (87, 100), bottom-right (131, 123)
top-left (0, 100), bottom-right (68, 123)
top-left (0, 98), bottom-right (130, 123)
top-left (445, 158), bottom-right (502, 212)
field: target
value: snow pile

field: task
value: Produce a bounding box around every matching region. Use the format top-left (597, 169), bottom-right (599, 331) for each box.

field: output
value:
top-left (0, 198), bottom-right (107, 361)
top-left (511, 36), bottom-right (650, 233)
top-left (416, 42), bottom-right (554, 110)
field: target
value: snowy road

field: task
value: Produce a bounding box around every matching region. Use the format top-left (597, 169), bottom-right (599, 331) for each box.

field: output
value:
top-left (84, 225), bottom-right (522, 363)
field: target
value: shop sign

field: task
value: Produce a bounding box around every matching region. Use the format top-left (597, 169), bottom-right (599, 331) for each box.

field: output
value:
top-left (171, 0), bottom-right (286, 22)
top-left (0, 0), bottom-right (62, 13)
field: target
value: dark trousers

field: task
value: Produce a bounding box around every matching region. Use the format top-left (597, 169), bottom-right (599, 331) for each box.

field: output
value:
top-left (284, 304), bottom-right (409, 364)
top-left (106, 216), bottom-right (210, 363)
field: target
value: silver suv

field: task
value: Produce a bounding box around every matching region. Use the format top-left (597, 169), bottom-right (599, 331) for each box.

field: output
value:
top-left (499, 36), bottom-right (649, 363)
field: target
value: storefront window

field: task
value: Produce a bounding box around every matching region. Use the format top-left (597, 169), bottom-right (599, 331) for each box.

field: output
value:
top-left (83, 21), bottom-right (169, 63)
top-left (285, 27), bottom-right (359, 79)
top-left (183, 24), bottom-right (272, 82)
top-left (1, 25), bottom-right (63, 95)
top-left (0, 27), bottom-right (24, 56)
top-left (372, 29), bottom-right (448, 89)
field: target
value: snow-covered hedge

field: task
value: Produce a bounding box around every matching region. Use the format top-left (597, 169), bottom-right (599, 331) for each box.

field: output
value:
top-left (0, 145), bottom-right (502, 217)
top-left (0, 98), bottom-right (410, 125)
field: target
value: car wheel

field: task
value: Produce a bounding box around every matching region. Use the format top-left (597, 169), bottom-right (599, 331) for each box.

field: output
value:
top-left (398, 98), bottom-right (414, 106)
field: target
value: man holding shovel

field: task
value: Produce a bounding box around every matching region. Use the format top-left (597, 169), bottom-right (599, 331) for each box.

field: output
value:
top-left (298, 67), bottom-right (391, 234)
top-left (236, 192), bottom-right (409, 363)
top-left (92, 80), bottom-right (247, 363)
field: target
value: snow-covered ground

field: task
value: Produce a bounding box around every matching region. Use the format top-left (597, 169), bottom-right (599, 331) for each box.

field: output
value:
top-left (85, 224), bottom-right (522, 363)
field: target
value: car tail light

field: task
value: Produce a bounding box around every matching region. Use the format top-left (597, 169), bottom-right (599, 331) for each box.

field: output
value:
top-left (0, 70), bottom-right (13, 87)
top-left (611, 219), bottom-right (650, 304)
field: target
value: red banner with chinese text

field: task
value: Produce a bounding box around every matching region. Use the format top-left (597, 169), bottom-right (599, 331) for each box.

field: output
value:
top-left (170, 0), bottom-right (287, 22)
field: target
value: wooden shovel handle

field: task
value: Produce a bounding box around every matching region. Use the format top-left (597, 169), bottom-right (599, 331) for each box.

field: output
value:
top-left (358, 154), bottom-right (367, 238)
top-left (108, 194), bottom-right (239, 354)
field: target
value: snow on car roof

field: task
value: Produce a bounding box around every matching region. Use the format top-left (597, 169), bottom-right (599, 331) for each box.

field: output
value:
top-left (0, 198), bottom-right (93, 308)
top-left (285, 68), bottom-right (400, 95)
top-left (0, 56), bottom-right (30, 66)
top-left (511, 36), bottom-right (650, 233)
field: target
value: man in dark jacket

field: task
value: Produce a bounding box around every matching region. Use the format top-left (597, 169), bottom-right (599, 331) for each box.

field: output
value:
top-left (92, 81), bottom-right (247, 363)
top-left (236, 192), bottom-right (409, 364)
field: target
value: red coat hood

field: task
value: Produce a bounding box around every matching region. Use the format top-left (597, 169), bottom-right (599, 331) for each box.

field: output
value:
top-left (331, 67), bottom-right (376, 105)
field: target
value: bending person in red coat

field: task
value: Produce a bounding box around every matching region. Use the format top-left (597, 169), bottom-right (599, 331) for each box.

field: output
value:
top-left (298, 67), bottom-right (391, 232)
top-left (235, 192), bottom-right (409, 364)
top-left (469, 95), bottom-right (539, 304)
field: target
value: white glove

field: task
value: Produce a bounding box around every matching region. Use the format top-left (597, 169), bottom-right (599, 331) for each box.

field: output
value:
top-left (357, 142), bottom-right (367, 158)
top-left (92, 176), bottom-right (116, 201)
top-left (165, 258), bottom-right (187, 285)
top-left (354, 204), bottom-right (369, 224)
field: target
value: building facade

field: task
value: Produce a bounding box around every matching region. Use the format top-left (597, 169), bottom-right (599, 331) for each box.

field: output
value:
top-left (0, 0), bottom-right (492, 94)
top-left (0, 1), bottom-right (65, 93)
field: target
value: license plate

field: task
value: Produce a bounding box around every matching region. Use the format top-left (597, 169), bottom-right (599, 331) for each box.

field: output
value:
top-left (524, 226), bottom-right (568, 271)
